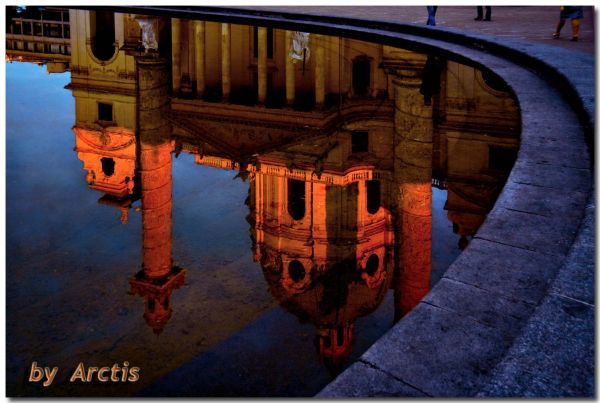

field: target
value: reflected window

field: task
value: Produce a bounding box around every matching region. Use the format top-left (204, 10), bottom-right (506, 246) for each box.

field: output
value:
top-left (287, 179), bottom-right (306, 220)
top-left (365, 254), bottom-right (379, 276)
top-left (253, 26), bottom-right (273, 59)
top-left (366, 180), bottom-right (380, 214)
top-left (352, 57), bottom-right (370, 97)
top-left (488, 146), bottom-right (517, 172)
top-left (147, 298), bottom-right (155, 313)
top-left (91, 10), bottom-right (115, 61)
top-left (351, 131), bottom-right (369, 153)
top-left (336, 326), bottom-right (345, 347)
top-left (98, 102), bottom-right (113, 122)
top-left (101, 157), bottom-right (115, 177)
top-left (288, 260), bottom-right (306, 282)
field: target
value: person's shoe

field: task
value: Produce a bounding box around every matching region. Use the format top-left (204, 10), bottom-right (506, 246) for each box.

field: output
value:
top-left (484, 17), bottom-right (491, 21)
top-left (552, 32), bottom-right (560, 39)
top-left (474, 16), bottom-right (483, 20)
top-left (570, 36), bottom-right (578, 41)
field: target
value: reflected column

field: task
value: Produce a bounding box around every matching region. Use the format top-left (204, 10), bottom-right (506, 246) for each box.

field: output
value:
top-left (221, 23), bottom-right (231, 101)
top-left (285, 30), bottom-right (295, 107)
top-left (392, 51), bottom-right (433, 321)
top-left (194, 21), bottom-right (205, 98)
top-left (130, 57), bottom-right (185, 335)
top-left (314, 34), bottom-right (325, 109)
top-left (257, 27), bottom-right (268, 104)
top-left (171, 18), bottom-right (181, 93)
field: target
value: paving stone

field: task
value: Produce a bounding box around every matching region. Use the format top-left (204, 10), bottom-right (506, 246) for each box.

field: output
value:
top-left (316, 361), bottom-right (428, 397)
top-left (443, 238), bottom-right (559, 304)
top-left (520, 106), bottom-right (582, 133)
top-left (422, 278), bottom-right (535, 337)
top-left (479, 359), bottom-right (594, 397)
top-left (475, 206), bottom-right (581, 257)
top-left (550, 199), bottom-right (595, 305)
top-left (508, 159), bottom-right (591, 193)
top-left (517, 140), bottom-right (591, 169)
top-left (517, 91), bottom-right (584, 119)
top-left (495, 181), bottom-right (589, 218)
top-left (479, 295), bottom-right (594, 397)
top-left (360, 303), bottom-right (511, 397)
top-left (492, 68), bottom-right (557, 96)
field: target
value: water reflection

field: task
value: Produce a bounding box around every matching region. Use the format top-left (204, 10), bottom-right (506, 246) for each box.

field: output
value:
top-left (6, 6), bottom-right (519, 397)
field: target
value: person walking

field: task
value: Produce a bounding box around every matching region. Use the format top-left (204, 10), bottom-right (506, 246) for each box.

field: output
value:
top-left (474, 6), bottom-right (491, 21)
top-left (426, 6), bottom-right (438, 26)
top-left (553, 6), bottom-right (584, 41)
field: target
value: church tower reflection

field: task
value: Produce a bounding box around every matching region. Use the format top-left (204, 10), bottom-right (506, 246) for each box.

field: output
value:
top-left (239, 130), bottom-right (395, 373)
top-left (66, 10), bottom-right (185, 335)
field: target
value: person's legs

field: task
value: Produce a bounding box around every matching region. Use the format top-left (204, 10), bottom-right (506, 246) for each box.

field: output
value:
top-left (474, 6), bottom-right (483, 20)
top-left (484, 6), bottom-right (491, 21)
top-left (571, 18), bottom-right (580, 41)
top-left (426, 6), bottom-right (437, 26)
top-left (553, 18), bottom-right (566, 38)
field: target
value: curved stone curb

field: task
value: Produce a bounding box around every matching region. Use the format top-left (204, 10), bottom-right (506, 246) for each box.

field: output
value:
top-left (100, 6), bottom-right (594, 396)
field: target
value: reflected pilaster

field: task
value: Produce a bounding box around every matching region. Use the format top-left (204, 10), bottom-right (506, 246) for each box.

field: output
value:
top-left (221, 23), bottom-right (231, 101)
top-left (171, 18), bottom-right (181, 93)
top-left (194, 21), bottom-right (205, 98)
top-left (257, 27), bottom-right (268, 104)
top-left (314, 34), bottom-right (325, 108)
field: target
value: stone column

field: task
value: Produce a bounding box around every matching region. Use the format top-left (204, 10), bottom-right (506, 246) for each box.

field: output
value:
top-left (391, 51), bottom-right (434, 321)
top-left (194, 21), bottom-right (205, 98)
top-left (171, 18), bottom-right (181, 93)
top-left (137, 58), bottom-right (173, 279)
top-left (285, 30), bottom-right (295, 107)
top-left (131, 57), bottom-right (186, 334)
top-left (314, 34), bottom-right (326, 108)
top-left (257, 27), bottom-right (268, 104)
top-left (221, 23), bottom-right (231, 101)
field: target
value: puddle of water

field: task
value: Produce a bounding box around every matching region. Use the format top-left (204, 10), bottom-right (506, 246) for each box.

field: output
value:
top-left (6, 7), bottom-right (519, 397)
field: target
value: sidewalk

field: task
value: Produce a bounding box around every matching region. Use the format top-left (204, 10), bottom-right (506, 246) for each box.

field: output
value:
top-left (240, 6), bottom-right (595, 55)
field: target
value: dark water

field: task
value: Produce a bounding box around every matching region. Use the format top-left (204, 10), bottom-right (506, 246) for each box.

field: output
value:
top-left (6, 10), bottom-right (519, 397)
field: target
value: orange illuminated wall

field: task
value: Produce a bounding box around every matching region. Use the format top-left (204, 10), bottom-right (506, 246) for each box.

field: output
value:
top-left (74, 126), bottom-right (136, 198)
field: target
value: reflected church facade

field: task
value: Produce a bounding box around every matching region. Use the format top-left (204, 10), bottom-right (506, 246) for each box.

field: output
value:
top-left (6, 7), bottom-right (519, 371)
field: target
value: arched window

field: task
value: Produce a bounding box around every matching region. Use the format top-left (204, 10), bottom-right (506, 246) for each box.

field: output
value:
top-left (90, 10), bottom-right (115, 61)
top-left (336, 326), bottom-right (345, 347)
top-left (288, 260), bottom-right (306, 283)
top-left (287, 179), bottom-right (305, 220)
top-left (365, 254), bottom-right (379, 276)
top-left (101, 157), bottom-right (115, 177)
top-left (366, 180), bottom-right (380, 214)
